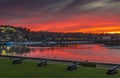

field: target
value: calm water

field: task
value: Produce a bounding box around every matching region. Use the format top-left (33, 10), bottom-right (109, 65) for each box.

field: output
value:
top-left (0, 44), bottom-right (120, 64)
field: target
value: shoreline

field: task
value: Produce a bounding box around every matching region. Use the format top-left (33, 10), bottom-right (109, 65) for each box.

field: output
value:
top-left (1, 41), bottom-right (120, 46)
top-left (1, 41), bottom-right (94, 45)
top-left (0, 55), bottom-right (119, 68)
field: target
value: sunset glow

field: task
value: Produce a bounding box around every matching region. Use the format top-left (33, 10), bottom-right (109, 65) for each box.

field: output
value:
top-left (107, 31), bottom-right (120, 34)
top-left (0, 0), bottom-right (120, 33)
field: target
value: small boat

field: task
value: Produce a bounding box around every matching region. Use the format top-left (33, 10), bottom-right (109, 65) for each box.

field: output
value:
top-left (5, 42), bottom-right (14, 46)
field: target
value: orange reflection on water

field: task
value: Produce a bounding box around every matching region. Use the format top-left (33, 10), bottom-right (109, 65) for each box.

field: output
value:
top-left (0, 44), bottom-right (120, 64)
top-left (23, 44), bottom-right (120, 64)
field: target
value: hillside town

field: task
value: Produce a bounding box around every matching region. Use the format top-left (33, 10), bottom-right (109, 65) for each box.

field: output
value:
top-left (0, 25), bottom-right (120, 43)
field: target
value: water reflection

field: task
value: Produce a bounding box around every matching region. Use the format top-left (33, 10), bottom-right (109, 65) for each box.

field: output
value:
top-left (0, 45), bottom-right (30, 56)
top-left (0, 44), bottom-right (120, 64)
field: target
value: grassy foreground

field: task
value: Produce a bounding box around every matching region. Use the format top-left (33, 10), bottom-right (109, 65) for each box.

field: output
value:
top-left (0, 58), bottom-right (120, 78)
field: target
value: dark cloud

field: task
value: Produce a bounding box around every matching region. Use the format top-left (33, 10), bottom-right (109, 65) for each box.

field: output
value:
top-left (0, 0), bottom-right (59, 8)
top-left (0, 0), bottom-right (119, 15)
top-left (109, 0), bottom-right (120, 2)
top-left (0, 0), bottom-right (60, 15)
top-left (0, 0), bottom-right (119, 27)
top-left (0, 0), bottom-right (95, 12)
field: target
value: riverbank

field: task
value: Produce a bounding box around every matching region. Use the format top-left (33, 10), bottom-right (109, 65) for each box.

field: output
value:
top-left (0, 57), bottom-right (120, 78)
top-left (0, 55), bottom-right (119, 66)
top-left (94, 40), bottom-right (120, 45)
top-left (1, 40), bottom-right (120, 46)
top-left (1, 41), bottom-right (94, 45)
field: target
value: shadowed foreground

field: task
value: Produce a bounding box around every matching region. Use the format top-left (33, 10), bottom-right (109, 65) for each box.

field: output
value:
top-left (0, 58), bottom-right (120, 78)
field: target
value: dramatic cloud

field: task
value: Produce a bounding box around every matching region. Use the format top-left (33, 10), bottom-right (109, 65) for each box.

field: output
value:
top-left (0, 0), bottom-right (120, 33)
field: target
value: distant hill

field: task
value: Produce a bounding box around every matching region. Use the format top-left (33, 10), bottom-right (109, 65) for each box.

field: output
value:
top-left (0, 25), bottom-right (30, 42)
top-left (0, 26), bottom-right (16, 32)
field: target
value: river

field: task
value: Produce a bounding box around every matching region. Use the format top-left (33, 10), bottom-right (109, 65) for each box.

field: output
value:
top-left (0, 44), bottom-right (120, 64)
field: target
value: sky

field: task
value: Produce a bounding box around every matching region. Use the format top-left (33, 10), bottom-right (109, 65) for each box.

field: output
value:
top-left (0, 0), bottom-right (120, 33)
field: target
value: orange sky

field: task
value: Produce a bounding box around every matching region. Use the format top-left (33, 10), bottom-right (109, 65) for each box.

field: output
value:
top-left (10, 14), bottom-right (120, 33)
top-left (0, 0), bottom-right (120, 33)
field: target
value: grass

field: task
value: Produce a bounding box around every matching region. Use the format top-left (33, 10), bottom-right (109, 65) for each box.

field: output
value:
top-left (0, 58), bottom-right (120, 78)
